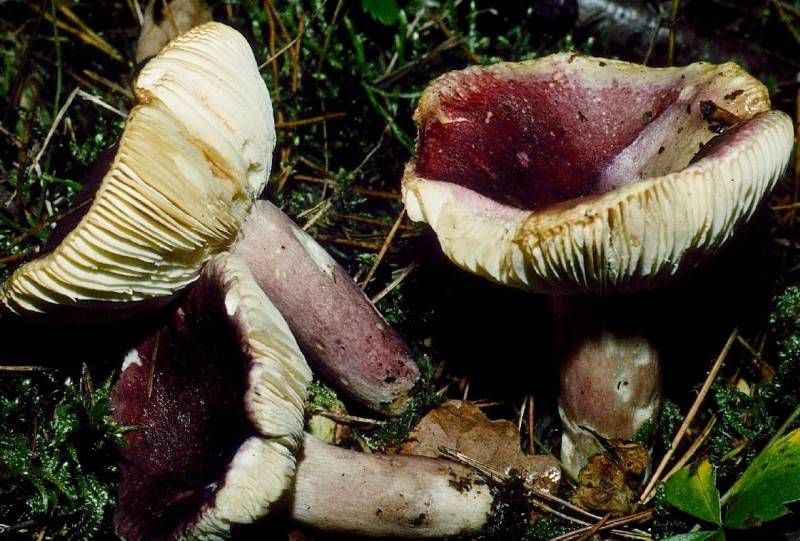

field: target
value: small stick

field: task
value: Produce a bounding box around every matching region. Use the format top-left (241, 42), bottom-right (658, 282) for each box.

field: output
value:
top-left (30, 86), bottom-right (80, 173)
top-left (371, 261), bottom-right (418, 304)
top-left (0, 365), bottom-right (51, 372)
top-left (276, 112), bottom-right (345, 129)
top-left (662, 415), bottom-right (717, 483)
top-left (293, 175), bottom-right (401, 200)
top-left (517, 396), bottom-right (527, 432)
top-left (360, 209), bottom-right (405, 289)
top-left (736, 334), bottom-right (774, 380)
top-left (640, 326), bottom-right (739, 503)
top-left (309, 410), bottom-right (385, 426)
top-left (82, 69), bottom-right (134, 100)
top-left (527, 394), bottom-right (535, 454)
top-left (666, 0), bottom-right (681, 66)
top-left (440, 447), bottom-right (649, 540)
top-left (77, 89), bottom-right (126, 118)
top-left (548, 510), bottom-right (653, 541)
top-left (314, 236), bottom-right (381, 251)
top-left (258, 34), bottom-right (303, 70)
top-left (146, 332), bottom-right (160, 400)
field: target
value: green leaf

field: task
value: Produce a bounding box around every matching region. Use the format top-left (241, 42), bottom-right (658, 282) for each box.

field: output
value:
top-left (664, 459), bottom-right (722, 526)
top-left (659, 531), bottom-right (724, 541)
top-left (361, 0), bottom-right (400, 25)
top-left (724, 427), bottom-right (800, 529)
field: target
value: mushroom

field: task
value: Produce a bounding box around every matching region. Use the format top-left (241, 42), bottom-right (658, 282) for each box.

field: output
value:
top-left (233, 200), bottom-right (420, 415)
top-left (112, 252), bottom-right (518, 540)
top-left (1, 22), bottom-right (273, 320)
top-left (401, 54), bottom-right (794, 476)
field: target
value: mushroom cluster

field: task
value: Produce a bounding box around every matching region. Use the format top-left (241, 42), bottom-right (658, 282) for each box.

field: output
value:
top-left (402, 54), bottom-right (794, 476)
top-left (6, 11), bottom-right (793, 541)
top-left (1, 18), bottom-right (524, 541)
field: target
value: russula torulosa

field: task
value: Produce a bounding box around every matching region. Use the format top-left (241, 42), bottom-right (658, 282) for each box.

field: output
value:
top-left (401, 53), bottom-right (794, 476)
top-left (112, 253), bottom-right (509, 540)
top-left (234, 200), bottom-right (420, 415)
top-left (1, 22), bottom-right (273, 319)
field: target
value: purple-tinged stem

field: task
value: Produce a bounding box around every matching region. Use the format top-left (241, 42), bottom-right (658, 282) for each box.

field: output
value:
top-left (552, 296), bottom-right (662, 478)
top-left (234, 201), bottom-right (420, 415)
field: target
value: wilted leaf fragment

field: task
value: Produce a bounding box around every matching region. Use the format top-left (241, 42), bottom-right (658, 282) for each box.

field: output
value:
top-left (724, 428), bottom-right (800, 529)
top-left (664, 459), bottom-right (722, 526)
top-left (400, 400), bottom-right (561, 493)
top-left (571, 454), bottom-right (637, 515)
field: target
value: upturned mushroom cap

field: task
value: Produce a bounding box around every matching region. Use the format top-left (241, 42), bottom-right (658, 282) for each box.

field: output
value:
top-left (112, 253), bottom-right (311, 540)
top-left (402, 54), bottom-right (794, 294)
top-left (1, 22), bottom-right (274, 317)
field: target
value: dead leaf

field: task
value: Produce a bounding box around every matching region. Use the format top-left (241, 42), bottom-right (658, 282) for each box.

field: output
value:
top-left (571, 454), bottom-right (637, 516)
top-left (136, 0), bottom-right (213, 63)
top-left (306, 399), bottom-right (351, 445)
top-left (400, 400), bottom-right (561, 494)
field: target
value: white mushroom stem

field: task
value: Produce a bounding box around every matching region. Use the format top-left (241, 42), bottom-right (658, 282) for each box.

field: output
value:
top-left (291, 433), bottom-right (495, 538)
top-left (552, 297), bottom-right (662, 479)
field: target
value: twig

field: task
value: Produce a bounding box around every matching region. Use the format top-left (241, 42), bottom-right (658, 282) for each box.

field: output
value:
top-left (77, 89), bottom-right (126, 118)
top-left (517, 396), bottom-right (527, 432)
top-left (315, 0), bottom-right (344, 73)
top-left (439, 447), bottom-right (603, 521)
top-left (432, 15), bottom-right (481, 64)
top-left (527, 394), bottom-right (535, 454)
top-left (314, 236), bottom-right (381, 251)
top-left (30, 86), bottom-right (80, 174)
top-left (371, 261), bottom-right (418, 304)
top-left (640, 326), bottom-right (739, 503)
top-left (146, 332), bottom-right (160, 400)
top-left (736, 334), bottom-right (774, 380)
top-left (293, 175), bottom-right (401, 200)
top-left (667, 0), bottom-right (681, 65)
top-left (309, 409), bottom-right (385, 426)
top-left (0, 365), bottom-right (51, 372)
top-left (662, 415), bottom-right (717, 483)
top-left (360, 209), bottom-right (405, 289)
top-left (258, 33), bottom-right (304, 70)
top-left (440, 447), bottom-right (649, 540)
top-left (771, 0), bottom-right (800, 48)
top-left (82, 69), bottom-right (134, 100)
top-left (548, 510), bottom-right (653, 541)
top-left (276, 112), bottom-right (346, 129)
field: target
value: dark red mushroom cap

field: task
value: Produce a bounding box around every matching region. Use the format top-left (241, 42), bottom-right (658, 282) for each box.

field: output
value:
top-left (402, 54), bottom-right (794, 293)
top-left (112, 253), bottom-right (311, 540)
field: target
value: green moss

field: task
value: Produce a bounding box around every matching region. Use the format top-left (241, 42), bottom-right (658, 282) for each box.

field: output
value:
top-left (305, 380), bottom-right (340, 413)
top-left (0, 370), bottom-right (124, 539)
top-left (633, 415), bottom-right (657, 446)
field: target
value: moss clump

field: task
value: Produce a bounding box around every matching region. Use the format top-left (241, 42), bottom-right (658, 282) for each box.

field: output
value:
top-left (0, 370), bottom-right (124, 540)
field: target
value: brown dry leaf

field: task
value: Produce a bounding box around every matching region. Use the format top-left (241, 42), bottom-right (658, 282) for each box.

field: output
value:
top-left (571, 454), bottom-right (637, 516)
top-left (136, 0), bottom-right (213, 63)
top-left (400, 400), bottom-right (561, 494)
top-left (306, 399), bottom-right (351, 445)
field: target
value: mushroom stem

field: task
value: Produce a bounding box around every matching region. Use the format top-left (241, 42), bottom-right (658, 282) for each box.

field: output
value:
top-left (290, 433), bottom-right (494, 538)
top-left (234, 201), bottom-right (420, 415)
top-left (552, 296), bottom-right (662, 478)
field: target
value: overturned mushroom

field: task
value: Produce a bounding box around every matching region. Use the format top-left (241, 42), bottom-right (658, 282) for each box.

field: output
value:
top-left (234, 200), bottom-right (420, 415)
top-left (112, 253), bottom-right (528, 540)
top-left (402, 54), bottom-right (794, 476)
top-left (1, 22), bottom-right (273, 319)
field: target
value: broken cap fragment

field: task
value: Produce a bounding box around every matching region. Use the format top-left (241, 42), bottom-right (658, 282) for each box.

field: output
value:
top-left (402, 54), bottom-right (794, 294)
top-left (1, 22), bottom-right (274, 318)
